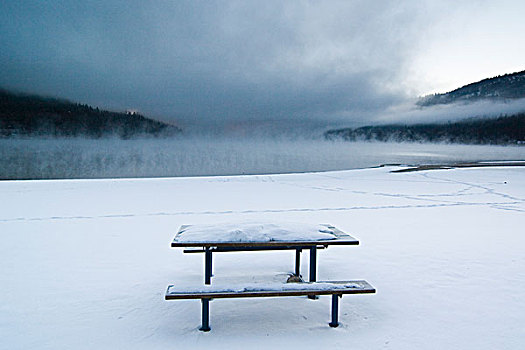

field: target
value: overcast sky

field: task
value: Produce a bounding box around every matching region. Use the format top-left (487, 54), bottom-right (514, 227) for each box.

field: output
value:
top-left (1, 0), bottom-right (524, 130)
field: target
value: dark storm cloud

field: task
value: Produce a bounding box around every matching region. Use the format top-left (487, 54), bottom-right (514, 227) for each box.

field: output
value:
top-left (0, 1), bottom-right (437, 127)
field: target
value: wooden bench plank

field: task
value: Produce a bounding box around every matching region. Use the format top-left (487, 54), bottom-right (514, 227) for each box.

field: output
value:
top-left (165, 280), bottom-right (375, 300)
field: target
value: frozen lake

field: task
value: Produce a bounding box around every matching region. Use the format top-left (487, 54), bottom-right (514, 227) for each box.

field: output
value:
top-left (1, 137), bottom-right (524, 179)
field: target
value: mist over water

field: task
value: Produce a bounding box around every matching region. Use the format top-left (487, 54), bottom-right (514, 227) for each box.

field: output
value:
top-left (373, 98), bottom-right (525, 126)
top-left (1, 137), bottom-right (523, 180)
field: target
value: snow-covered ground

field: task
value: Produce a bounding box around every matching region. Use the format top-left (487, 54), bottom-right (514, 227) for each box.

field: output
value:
top-left (1, 165), bottom-right (524, 349)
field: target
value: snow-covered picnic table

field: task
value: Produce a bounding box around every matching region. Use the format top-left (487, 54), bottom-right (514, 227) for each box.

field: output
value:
top-left (171, 222), bottom-right (359, 284)
top-left (167, 222), bottom-right (371, 331)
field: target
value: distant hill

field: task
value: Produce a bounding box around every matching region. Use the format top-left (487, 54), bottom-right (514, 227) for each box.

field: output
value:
top-left (418, 70), bottom-right (525, 106)
top-left (325, 113), bottom-right (525, 145)
top-left (0, 89), bottom-right (181, 138)
top-left (325, 70), bottom-right (525, 145)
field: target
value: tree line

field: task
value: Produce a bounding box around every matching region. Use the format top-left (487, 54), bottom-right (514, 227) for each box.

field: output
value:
top-left (325, 113), bottom-right (525, 145)
top-left (0, 89), bottom-right (181, 138)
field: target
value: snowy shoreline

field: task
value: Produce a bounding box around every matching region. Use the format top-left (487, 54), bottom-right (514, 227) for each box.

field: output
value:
top-left (2, 159), bottom-right (525, 182)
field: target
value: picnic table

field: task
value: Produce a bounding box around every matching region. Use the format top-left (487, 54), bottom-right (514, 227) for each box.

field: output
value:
top-left (166, 222), bottom-right (374, 331)
top-left (171, 223), bottom-right (359, 284)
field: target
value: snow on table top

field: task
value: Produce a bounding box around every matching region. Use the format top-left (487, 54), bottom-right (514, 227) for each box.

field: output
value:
top-left (166, 281), bottom-right (366, 295)
top-left (173, 222), bottom-right (337, 243)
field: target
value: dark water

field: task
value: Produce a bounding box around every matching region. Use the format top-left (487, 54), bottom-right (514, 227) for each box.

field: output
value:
top-left (1, 137), bottom-right (524, 179)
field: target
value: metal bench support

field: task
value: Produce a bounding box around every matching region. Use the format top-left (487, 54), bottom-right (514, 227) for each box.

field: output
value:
top-left (329, 294), bottom-right (340, 327)
top-left (197, 293), bottom-right (345, 331)
top-left (200, 299), bottom-right (211, 332)
top-left (295, 249), bottom-right (301, 276)
top-left (204, 248), bottom-right (212, 285)
top-left (202, 248), bottom-right (212, 332)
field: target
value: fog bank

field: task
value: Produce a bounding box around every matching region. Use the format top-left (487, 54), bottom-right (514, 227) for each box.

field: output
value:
top-left (374, 98), bottom-right (525, 126)
top-left (1, 138), bottom-right (523, 180)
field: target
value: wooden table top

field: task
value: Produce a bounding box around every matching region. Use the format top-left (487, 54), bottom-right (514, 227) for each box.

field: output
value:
top-left (171, 224), bottom-right (359, 248)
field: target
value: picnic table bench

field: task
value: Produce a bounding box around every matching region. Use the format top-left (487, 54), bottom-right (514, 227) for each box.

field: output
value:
top-left (165, 223), bottom-right (375, 331)
top-left (166, 280), bottom-right (375, 331)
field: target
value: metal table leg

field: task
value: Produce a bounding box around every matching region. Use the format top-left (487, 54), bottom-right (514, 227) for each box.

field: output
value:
top-left (309, 246), bottom-right (317, 282)
top-left (308, 246), bottom-right (317, 299)
top-left (204, 248), bottom-right (212, 285)
top-left (295, 249), bottom-right (301, 276)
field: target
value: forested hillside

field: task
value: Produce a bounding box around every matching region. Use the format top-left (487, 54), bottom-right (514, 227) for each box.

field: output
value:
top-left (418, 70), bottom-right (525, 106)
top-left (0, 89), bottom-right (181, 138)
top-left (325, 114), bottom-right (525, 145)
